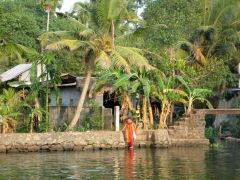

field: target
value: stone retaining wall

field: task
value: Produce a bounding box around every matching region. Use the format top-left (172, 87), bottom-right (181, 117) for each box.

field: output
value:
top-left (0, 128), bottom-right (209, 153)
top-left (0, 131), bottom-right (125, 153)
top-left (0, 130), bottom-right (172, 153)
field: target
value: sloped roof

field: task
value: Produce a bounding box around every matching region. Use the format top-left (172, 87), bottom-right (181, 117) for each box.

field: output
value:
top-left (0, 64), bottom-right (32, 82)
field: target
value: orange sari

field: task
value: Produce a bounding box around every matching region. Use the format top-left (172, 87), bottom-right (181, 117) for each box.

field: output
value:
top-left (125, 122), bottom-right (136, 147)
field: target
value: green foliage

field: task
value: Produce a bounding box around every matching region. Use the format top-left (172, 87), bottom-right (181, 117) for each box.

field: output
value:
top-left (143, 0), bottom-right (203, 49)
top-left (205, 126), bottom-right (217, 144)
top-left (77, 100), bottom-right (104, 131)
top-left (221, 119), bottom-right (240, 138)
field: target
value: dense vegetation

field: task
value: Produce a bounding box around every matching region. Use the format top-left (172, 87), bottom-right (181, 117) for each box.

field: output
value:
top-left (0, 0), bottom-right (239, 133)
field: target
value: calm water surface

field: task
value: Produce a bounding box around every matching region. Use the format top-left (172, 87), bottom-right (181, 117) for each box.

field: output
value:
top-left (0, 142), bottom-right (240, 180)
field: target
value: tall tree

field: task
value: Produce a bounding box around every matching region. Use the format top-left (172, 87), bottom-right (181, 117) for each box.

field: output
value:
top-left (40, 0), bottom-right (63, 31)
top-left (178, 0), bottom-right (240, 68)
top-left (39, 0), bottom-right (154, 129)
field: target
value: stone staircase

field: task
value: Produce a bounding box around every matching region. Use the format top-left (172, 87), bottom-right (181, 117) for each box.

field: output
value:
top-left (167, 110), bottom-right (209, 146)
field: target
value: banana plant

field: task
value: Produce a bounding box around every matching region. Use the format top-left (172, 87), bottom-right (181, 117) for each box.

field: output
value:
top-left (23, 104), bottom-right (45, 133)
top-left (0, 89), bottom-right (27, 133)
top-left (152, 73), bottom-right (187, 129)
top-left (177, 76), bottom-right (213, 115)
top-left (91, 70), bottom-right (135, 114)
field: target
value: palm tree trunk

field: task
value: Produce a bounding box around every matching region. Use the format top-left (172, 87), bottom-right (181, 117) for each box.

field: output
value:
top-left (45, 76), bottom-right (49, 132)
top-left (68, 69), bottom-right (93, 129)
top-left (47, 10), bottom-right (50, 32)
top-left (111, 20), bottom-right (115, 49)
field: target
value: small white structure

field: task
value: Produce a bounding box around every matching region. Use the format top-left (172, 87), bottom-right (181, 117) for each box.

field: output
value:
top-left (0, 63), bottom-right (44, 86)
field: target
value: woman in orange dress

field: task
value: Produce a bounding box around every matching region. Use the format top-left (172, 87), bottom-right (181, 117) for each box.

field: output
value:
top-left (122, 117), bottom-right (137, 148)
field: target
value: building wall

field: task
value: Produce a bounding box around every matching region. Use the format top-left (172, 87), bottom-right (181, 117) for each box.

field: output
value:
top-left (49, 106), bottom-right (113, 129)
top-left (50, 86), bottom-right (104, 107)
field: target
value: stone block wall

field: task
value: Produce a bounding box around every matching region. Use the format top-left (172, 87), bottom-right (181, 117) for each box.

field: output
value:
top-left (168, 110), bottom-right (209, 146)
top-left (0, 131), bottom-right (125, 153)
top-left (135, 129), bottom-right (170, 148)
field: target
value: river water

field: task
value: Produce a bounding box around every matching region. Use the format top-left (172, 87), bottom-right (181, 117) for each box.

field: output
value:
top-left (0, 142), bottom-right (240, 180)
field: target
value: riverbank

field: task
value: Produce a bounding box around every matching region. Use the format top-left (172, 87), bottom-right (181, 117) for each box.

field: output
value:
top-left (0, 130), bottom-right (209, 153)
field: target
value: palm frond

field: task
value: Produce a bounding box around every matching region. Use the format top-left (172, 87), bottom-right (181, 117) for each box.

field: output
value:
top-left (110, 50), bottom-right (131, 73)
top-left (98, 0), bottom-right (123, 23)
top-left (39, 31), bottom-right (75, 47)
top-left (46, 40), bottom-right (90, 51)
top-left (116, 46), bottom-right (155, 70)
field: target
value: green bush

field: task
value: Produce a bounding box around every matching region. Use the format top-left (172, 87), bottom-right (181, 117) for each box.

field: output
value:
top-left (205, 126), bottom-right (216, 144)
top-left (77, 100), bottom-right (104, 131)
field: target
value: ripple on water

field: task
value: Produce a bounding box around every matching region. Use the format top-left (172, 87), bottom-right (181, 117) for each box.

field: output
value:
top-left (0, 143), bottom-right (240, 179)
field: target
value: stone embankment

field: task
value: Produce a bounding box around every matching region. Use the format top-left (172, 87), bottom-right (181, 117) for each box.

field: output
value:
top-left (0, 131), bottom-right (125, 153)
top-left (0, 110), bottom-right (211, 153)
top-left (0, 128), bottom-right (209, 153)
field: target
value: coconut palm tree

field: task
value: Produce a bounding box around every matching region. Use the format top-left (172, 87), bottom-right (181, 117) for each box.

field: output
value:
top-left (39, 0), bottom-right (154, 129)
top-left (178, 0), bottom-right (240, 67)
top-left (71, 1), bottom-right (93, 26)
top-left (40, 0), bottom-right (63, 31)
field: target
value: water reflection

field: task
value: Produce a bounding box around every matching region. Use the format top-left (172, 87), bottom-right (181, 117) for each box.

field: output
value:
top-left (0, 143), bottom-right (240, 179)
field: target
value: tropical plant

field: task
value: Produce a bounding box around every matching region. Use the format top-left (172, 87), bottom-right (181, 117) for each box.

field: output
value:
top-left (0, 89), bottom-right (27, 133)
top-left (40, 0), bottom-right (63, 31)
top-left (92, 68), bottom-right (156, 129)
top-left (0, 40), bottom-right (38, 64)
top-left (91, 70), bottom-right (134, 114)
top-left (178, 0), bottom-right (240, 68)
top-left (23, 104), bottom-right (44, 133)
top-left (177, 76), bottom-right (213, 115)
top-left (39, 0), bottom-right (154, 129)
top-left (71, 1), bottom-right (93, 26)
top-left (128, 69), bottom-right (154, 129)
top-left (152, 74), bottom-right (186, 128)
top-left (30, 53), bottom-right (61, 131)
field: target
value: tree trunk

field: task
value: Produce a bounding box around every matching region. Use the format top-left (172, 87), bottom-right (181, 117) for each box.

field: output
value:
top-left (158, 107), bottom-right (165, 129)
top-left (45, 74), bottom-right (49, 132)
top-left (148, 98), bottom-right (154, 128)
top-left (34, 97), bottom-right (42, 122)
top-left (142, 96), bottom-right (148, 129)
top-left (111, 20), bottom-right (115, 49)
top-left (30, 115), bottom-right (33, 133)
top-left (68, 69), bottom-right (93, 129)
top-left (186, 99), bottom-right (193, 115)
top-left (47, 10), bottom-right (50, 32)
